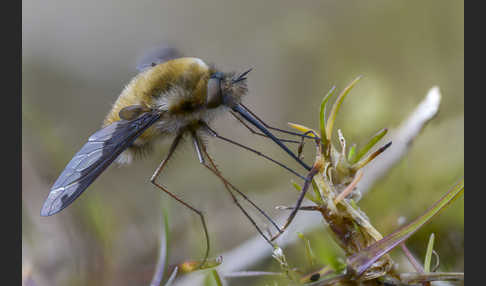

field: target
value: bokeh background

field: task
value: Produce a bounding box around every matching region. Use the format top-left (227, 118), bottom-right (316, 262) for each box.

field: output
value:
top-left (22, 1), bottom-right (463, 285)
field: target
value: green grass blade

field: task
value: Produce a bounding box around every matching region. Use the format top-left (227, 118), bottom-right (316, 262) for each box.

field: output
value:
top-left (210, 269), bottom-right (223, 286)
top-left (204, 269), bottom-right (223, 286)
top-left (291, 180), bottom-right (302, 192)
top-left (311, 180), bottom-right (323, 204)
top-left (320, 86), bottom-right (336, 145)
top-left (325, 76), bottom-right (362, 141)
top-left (347, 180), bottom-right (464, 277)
top-left (424, 233), bottom-right (435, 272)
top-left (347, 144), bottom-right (357, 162)
top-left (351, 141), bottom-right (392, 171)
top-left (353, 128), bottom-right (388, 163)
top-left (291, 180), bottom-right (322, 204)
top-left (298, 232), bottom-right (316, 267)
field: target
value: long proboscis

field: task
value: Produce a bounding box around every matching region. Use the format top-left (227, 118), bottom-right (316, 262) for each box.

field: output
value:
top-left (232, 104), bottom-right (312, 171)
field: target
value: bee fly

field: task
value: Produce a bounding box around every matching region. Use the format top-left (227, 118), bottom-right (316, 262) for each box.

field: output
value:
top-left (41, 53), bottom-right (316, 266)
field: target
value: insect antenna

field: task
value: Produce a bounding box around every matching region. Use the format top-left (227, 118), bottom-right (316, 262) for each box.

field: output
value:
top-left (232, 68), bottom-right (253, 84)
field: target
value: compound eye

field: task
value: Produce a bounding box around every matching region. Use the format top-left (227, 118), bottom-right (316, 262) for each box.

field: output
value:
top-left (206, 77), bottom-right (223, 108)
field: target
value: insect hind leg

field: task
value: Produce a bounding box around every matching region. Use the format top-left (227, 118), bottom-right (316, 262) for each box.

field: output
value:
top-left (150, 133), bottom-right (210, 269)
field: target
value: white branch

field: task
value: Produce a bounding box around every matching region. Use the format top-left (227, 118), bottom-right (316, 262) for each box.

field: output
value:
top-left (356, 86), bottom-right (441, 195)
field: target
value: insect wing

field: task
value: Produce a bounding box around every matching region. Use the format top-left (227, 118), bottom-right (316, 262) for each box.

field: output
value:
top-left (40, 112), bottom-right (161, 216)
top-left (136, 45), bottom-right (182, 72)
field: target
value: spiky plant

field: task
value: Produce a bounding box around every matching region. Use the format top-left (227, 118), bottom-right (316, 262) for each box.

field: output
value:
top-left (153, 79), bottom-right (463, 286)
top-left (267, 78), bottom-right (464, 286)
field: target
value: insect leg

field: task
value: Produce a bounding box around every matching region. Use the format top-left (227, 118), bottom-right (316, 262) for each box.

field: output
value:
top-left (270, 166), bottom-right (319, 241)
top-left (203, 122), bottom-right (322, 241)
top-left (150, 133), bottom-right (210, 269)
top-left (192, 132), bottom-right (277, 245)
top-left (297, 134), bottom-right (306, 160)
top-left (202, 124), bottom-right (306, 180)
top-left (192, 131), bottom-right (281, 233)
top-left (296, 130), bottom-right (321, 160)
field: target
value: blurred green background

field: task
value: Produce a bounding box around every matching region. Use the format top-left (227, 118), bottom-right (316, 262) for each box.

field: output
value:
top-left (22, 0), bottom-right (463, 285)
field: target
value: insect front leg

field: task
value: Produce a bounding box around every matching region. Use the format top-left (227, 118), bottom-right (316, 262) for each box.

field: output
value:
top-left (270, 166), bottom-right (319, 241)
top-left (191, 131), bottom-right (280, 246)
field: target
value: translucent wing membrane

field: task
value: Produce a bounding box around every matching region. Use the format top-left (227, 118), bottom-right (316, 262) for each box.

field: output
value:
top-left (41, 112), bottom-right (161, 216)
top-left (136, 45), bottom-right (182, 72)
